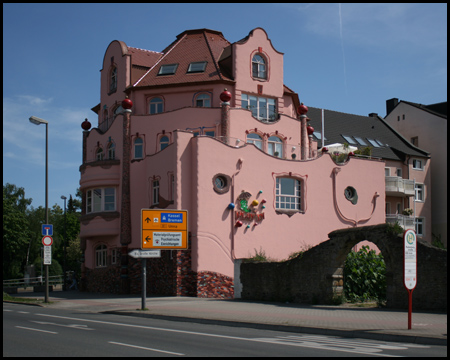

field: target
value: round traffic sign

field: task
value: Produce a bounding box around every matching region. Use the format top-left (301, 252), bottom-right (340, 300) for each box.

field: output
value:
top-left (42, 235), bottom-right (53, 246)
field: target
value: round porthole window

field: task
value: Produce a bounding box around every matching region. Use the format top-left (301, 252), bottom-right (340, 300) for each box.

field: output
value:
top-left (344, 186), bottom-right (358, 205)
top-left (212, 174), bottom-right (231, 194)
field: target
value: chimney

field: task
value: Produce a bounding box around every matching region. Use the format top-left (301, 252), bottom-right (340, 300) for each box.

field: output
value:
top-left (386, 98), bottom-right (399, 116)
top-left (368, 113), bottom-right (378, 117)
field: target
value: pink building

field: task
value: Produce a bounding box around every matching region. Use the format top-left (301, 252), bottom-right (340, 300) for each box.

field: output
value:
top-left (79, 28), bottom-right (386, 297)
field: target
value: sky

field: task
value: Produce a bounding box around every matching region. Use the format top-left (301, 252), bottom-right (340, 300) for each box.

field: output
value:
top-left (3, 3), bottom-right (447, 211)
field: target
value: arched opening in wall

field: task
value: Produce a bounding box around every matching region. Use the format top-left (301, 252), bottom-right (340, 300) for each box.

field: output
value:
top-left (342, 240), bottom-right (386, 306)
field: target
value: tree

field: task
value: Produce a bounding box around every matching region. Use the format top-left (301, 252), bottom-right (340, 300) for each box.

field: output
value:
top-left (3, 184), bottom-right (32, 279)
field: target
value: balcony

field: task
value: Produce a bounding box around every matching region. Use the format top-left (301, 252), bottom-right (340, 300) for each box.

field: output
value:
top-left (385, 176), bottom-right (415, 197)
top-left (386, 214), bottom-right (415, 230)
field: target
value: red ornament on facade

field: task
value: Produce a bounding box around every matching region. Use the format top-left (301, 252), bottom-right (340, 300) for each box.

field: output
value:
top-left (321, 147), bottom-right (328, 152)
top-left (81, 118), bottom-right (91, 130)
top-left (122, 97), bottom-right (133, 109)
top-left (298, 103), bottom-right (308, 115)
top-left (307, 125), bottom-right (314, 136)
top-left (220, 89), bottom-right (232, 102)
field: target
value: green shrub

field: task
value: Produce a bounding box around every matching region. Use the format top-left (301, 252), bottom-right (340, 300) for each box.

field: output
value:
top-left (343, 246), bottom-right (386, 303)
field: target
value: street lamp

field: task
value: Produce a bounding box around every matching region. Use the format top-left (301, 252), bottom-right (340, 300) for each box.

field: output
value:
top-left (61, 195), bottom-right (67, 291)
top-left (29, 116), bottom-right (49, 303)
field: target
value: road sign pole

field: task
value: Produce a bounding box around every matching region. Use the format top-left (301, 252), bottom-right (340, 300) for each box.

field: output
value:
top-left (141, 258), bottom-right (147, 310)
top-left (408, 289), bottom-right (413, 329)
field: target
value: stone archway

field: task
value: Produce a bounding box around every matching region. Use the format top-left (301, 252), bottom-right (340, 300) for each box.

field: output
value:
top-left (240, 224), bottom-right (447, 310)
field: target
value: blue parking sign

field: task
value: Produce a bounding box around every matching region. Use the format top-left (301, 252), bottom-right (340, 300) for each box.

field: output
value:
top-left (42, 224), bottom-right (53, 236)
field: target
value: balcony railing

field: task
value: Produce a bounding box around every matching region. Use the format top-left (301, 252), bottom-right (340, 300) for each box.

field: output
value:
top-left (385, 176), bottom-right (415, 197)
top-left (386, 214), bottom-right (415, 230)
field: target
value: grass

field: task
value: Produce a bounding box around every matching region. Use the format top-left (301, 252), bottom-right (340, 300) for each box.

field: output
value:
top-left (3, 291), bottom-right (51, 304)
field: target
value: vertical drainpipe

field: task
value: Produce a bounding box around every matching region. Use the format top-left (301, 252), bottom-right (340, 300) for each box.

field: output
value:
top-left (220, 88), bottom-right (231, 145)
top-left (120, 97), bottom-right (133, 294)
top-left (298, 103), bottom-right (309, 160)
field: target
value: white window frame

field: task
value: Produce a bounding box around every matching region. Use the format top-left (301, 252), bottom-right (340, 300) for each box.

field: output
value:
top-left (415, 217), bottom-right (424, 236)
top-left (246, 133), bottom-right (263, 149)
top-left (396, 168), bottom-right (402, 177)
top-left (111, 248), bottom-right (119, 265)
top-left (276, 177), bottom-right (301, 211)
top-left (134, 137), bottom-right (144, 159)
top-left (95, 244), bottom-right (107, 268)
top-left (158, 63), bottom-right (178, 75)
top-left (195, 93), bottom-right (211, 108)
top-left (107, 142), bottom-right (115, 160)
top-left (86, 188), bottom-right (116, 213)
top-left (110, 67), bottom-right (117, 93)
top-left (415, 183), bottom-right (424, 202)
top-left (159, 135), bottom-right (170, 151)
top-left (268, 136), bottom-right (283, 158)
top-left (412, 158), bottom-right (424, 170)
top-left (241, 94), bottom-right (276, 122)
top-left (252, 54), bottom-right (266, 79)
top-left (149, 97), bottom-right (164, 114)
top-left (96, 147), bottom-right (104, 161)
top-left (385, 167), bottom-right (391, 176)
top-left (152, 180), bottom-right (160, 205)
top-left (187, 61), bottom-right (207, 73)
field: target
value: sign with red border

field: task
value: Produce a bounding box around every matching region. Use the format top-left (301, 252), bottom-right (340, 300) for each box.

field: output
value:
top-left (42, 235), bottom-right (53, 246)
top-left (403, 229), bottom-right (417, 290)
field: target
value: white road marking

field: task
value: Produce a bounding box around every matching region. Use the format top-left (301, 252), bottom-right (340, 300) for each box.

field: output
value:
top-left (31, 320), bottom-right (95, 330)
top-left (34, 313), bottom-right (426, 357)
top-left (108, 341), bottom-right (184, 356)
top-left (15, 326), bottom-right (58, 334)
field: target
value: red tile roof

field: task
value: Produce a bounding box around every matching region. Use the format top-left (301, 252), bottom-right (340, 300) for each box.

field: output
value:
top-left (132, 29), bottom-right (233, 89)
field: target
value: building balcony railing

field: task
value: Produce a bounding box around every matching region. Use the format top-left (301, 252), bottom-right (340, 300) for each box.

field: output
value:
top-left (386, 214), bottom-right (415, 230)
top-left (385, 176), bottom-right (415, 197)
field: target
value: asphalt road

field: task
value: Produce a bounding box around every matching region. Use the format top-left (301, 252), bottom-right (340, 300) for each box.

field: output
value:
top-left (3, 303), bottom-right (446, 357)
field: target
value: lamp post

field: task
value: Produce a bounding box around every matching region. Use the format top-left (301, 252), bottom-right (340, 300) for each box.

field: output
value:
top-left (61, 195), bottom-right (67, 291)
top-left (29, 116), bottom-right (49, 303)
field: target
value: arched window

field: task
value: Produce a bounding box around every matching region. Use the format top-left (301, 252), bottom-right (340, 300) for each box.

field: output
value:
top-left (252, 54), bottom-right (266, 79)
top-left (96, 147), bottom-right (104, 161)
top-left (246, 133), bottom-right (263, 150)
top-left (276, 177), bottom-right (302, 210)
top-left (110, 67), bottom-right (117, 93)
top-left (268, 136), bottom-right (283, 158)
top-left (95, 244), bottom-right (107, 268)
top-left (195, 93), bottom-right (211, 108)
top-left (134, 137), bottom-right (143, 159)
top-left (149, 97), bottom-right (164, 114)
top-left (159, 135), bottom-right (169, 150)
top-left (107, 142), bottom-right (115, 159)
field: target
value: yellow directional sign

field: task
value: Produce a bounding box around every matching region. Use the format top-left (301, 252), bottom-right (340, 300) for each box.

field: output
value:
top-left (141, 209), bottom-right (188, 250)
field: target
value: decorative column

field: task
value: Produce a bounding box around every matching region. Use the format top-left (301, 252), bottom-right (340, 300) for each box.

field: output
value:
top-left (307, 125), bottom-right (314, 159)
top-left (220, 89), bottom-right (232, 145)
top-left (298, 103), bottom-right (309, 160)
top-left (120, 97), bottom-right (133, 294)
top-left (80, 118), bottom-right (91, 291)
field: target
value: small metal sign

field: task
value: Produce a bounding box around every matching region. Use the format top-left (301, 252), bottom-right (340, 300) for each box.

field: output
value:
top-left (42, 236), bottom-right (53, 246)
top-left (43, 245), bottom-right (52, 265)
top-left (42, 224), bottom-right (53, 236)
top-left (128, 249), bottom-right (161, 259)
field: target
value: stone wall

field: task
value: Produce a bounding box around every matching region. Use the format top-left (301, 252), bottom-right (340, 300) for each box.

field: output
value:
top-left (240, 224), bottom-right (447, 311)
top-left (84, 247), bottom-right (235, 298)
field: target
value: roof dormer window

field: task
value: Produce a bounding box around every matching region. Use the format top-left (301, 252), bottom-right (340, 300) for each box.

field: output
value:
top-left (187, 61), bottom-right (207, 73)
top-left (158, 63), bottom-right (178, 76)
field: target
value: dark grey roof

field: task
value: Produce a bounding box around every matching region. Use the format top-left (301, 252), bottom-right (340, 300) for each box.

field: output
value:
top-left (307, 107), bottom-right (430, 161)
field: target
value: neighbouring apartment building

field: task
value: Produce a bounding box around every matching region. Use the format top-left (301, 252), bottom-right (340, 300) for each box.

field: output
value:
top-left (79, 28), bottom-right (428, 297)
top-left (384, 98), bottom-right (446, 247)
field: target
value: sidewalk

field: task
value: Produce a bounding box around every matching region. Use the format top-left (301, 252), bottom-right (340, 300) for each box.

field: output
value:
top-left (5, 289), bottom-right (447, 346)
